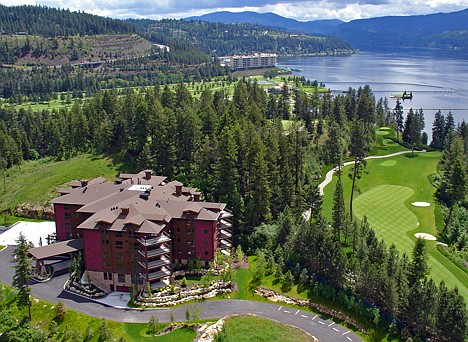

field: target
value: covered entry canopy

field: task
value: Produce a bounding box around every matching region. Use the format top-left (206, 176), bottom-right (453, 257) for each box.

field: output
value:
top-left (28, 238), bottom-right (83, 260)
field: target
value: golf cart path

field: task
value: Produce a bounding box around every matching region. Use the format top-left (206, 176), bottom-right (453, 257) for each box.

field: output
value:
top-left (318, 149), bottom-right (426, 196)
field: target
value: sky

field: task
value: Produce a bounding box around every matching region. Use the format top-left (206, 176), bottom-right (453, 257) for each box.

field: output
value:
top-left (1, 0), bottom-right (468, 22)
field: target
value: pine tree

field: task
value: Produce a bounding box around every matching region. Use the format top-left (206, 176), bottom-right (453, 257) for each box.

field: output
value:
top-left (431, 110), bottom-right (445, 149)
top-left (408, 238), bottom-right (429, 286)
top-left (348, 118), bottom-right (370, 221)
top-left (393, 99), bottom-right (404, 141)
top-left (12, 232), bottom-right (33, 320)
top-left (332, 173), bottom-right (346, 241)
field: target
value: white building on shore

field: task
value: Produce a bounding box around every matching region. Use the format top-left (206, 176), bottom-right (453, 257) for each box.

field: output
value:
top-left (220, 53), bottom-right (277, 71)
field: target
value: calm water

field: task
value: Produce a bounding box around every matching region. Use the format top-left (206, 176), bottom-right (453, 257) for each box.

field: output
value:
top-left (278, 48), bottom-right (468, 132)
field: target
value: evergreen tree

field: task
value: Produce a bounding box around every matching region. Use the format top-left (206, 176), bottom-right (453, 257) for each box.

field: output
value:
top-left (393, 99), bottom-right (404, 140)
top-left (331, 173), bottom-right (346, 241)
top-left (12, 232), bottom-right (33, 320)
top-left (408, 238), bottom-right (429, 286)
top-left (348, 118), bottom-right (370, 220)
top-left (431, 110), bottom-right (445, 149)
top-left (435, 282), bottom-right (467, 342)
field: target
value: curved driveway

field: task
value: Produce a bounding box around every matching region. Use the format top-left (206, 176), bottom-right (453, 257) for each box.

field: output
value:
top-left (0, 247), bottom-right (361, 341)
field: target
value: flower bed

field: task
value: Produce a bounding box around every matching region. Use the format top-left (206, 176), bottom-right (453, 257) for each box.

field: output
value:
top-left (134, 281), bottom-right (233, 307)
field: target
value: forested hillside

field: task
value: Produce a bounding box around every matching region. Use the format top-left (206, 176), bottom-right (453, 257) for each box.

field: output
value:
top-left (130, 19), bottom-right (352, 56)
top-left (0, 4), bottom-right (135, 36)
top-left (1, 78), bottom-right (467, 340)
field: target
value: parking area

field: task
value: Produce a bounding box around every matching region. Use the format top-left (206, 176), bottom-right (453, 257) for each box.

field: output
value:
top-left (0, 221), bottom-right (56, 247)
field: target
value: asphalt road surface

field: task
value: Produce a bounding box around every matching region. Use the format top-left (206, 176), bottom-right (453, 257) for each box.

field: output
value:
top-left (0, 246), bottom-right (361, 341)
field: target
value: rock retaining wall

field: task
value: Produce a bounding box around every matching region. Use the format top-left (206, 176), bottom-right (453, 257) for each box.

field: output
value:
top-left (255, 287), bottom-right (367, 334)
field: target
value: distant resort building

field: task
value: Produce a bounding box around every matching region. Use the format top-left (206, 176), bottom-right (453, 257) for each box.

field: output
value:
top-left (219, 53), bottom-right (277, 71)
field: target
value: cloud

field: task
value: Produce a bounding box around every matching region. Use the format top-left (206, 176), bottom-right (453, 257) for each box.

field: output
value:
top-left (0, 0), bottom-right (467, 21)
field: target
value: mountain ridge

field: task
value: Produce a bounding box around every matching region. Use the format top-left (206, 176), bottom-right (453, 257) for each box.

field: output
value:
top-left (187, 9), bottom-right (468, 50)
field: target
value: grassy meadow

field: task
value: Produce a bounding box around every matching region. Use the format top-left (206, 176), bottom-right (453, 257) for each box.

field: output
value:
top-left (0, 154), bottom-right (120, 212)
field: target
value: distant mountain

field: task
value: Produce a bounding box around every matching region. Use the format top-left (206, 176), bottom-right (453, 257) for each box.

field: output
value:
top-left (187, 9), bottom-right (468, 50)
top-left (186, 11), bottom-right (343, 35)
top-left (333, 9), bottom-right (468, 49)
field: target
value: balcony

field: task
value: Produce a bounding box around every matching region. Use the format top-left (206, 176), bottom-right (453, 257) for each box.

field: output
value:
top-left (139, 256), bottom-right (171, 270)
top-left (220, 210), bottom-right (233, 219)
top-left (219, 229), bottom-right (232, 239)
top-left (143, 266), bottom-right (171, 282)
top-left (138, 234), bottom-right (171, 247)
top-left (138, 245), bottom-right (170, 258)
top-left (219, 219), bottom-right (232, 231)
top-left (220, 239), bottom-right (232, 248)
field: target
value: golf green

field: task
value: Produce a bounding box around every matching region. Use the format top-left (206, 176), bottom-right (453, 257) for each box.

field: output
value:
top-left (354, 185), bottom-right (418, 252)
top-left (380, 160), bottom-right (397, 167)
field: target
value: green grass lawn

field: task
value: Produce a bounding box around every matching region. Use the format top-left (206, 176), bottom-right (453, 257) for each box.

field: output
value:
top-left (322, 151), bottom-right (468, 299)
top-left (216, 314), bottom-right (313, 342)
top-left (1, 283), bottom-right (196, 341)
top-left (0, 154), bottom-right (120, 212)
top-left (234, 267), bottom-right (253, 300)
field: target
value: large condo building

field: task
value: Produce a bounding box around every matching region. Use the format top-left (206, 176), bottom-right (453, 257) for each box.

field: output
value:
top-left (220, 53), bottom-right (277, 70)
top-left (51, 170), bottom-right (233, 292)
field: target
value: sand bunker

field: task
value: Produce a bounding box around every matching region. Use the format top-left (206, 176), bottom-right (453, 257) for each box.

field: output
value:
top-left (414, 233), bottom-right (437, 241)
top-left (411, 202), bottom-right (430, 207)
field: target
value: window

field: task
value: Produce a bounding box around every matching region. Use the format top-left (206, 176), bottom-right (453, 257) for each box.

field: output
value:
top-left (133, 242), bottom-right (140, 250)
top-left (204, 240), bottom-right (208, 246)
top-left (204, 251), bottom-right (208, 256)
top-left (117, 252), bottom-right (124, 261)
top-left (117, 264), bottom-right (124, 272)
top-left (66, 233), bottom-right (72, 239)
top-left (103, 272), bottom-right (112, 280)
top-left (116, 241), bottom-right (123, 249)
top-left (64, 204), bottom-right (71, 210)
top-left (118, 274), bottom-right (125, 283)
top-left (64, 213), bottom-right (71, 220)
top-left (65, 223), bottom-right (71, 230)
top-left (115, 231), bottom-right (123, 237)
top-left (204, 229), bottom-right (208, 234)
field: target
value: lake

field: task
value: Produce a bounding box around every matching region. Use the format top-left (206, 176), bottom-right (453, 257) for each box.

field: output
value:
top-left (278, 48), bottom-right (468, 134)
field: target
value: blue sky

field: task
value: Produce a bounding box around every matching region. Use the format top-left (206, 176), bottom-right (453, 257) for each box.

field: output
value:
top-left (2, 0), bottom-right (467, 22)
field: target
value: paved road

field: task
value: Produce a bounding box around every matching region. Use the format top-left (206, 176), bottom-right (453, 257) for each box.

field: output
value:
top-left (318, 149), bottom-right (426, 195)
top-left (0, 246), bottom-right (361, 341)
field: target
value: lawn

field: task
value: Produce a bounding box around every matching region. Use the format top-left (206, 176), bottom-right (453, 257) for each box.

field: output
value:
top-left (1, 283), bottom-right (197, 341)
top-left (0, 154), bottom-right (120, 212)
top-left (322, 151), bottom-right (468, 299)
top-left (216, 314), bottom-right (313, 342)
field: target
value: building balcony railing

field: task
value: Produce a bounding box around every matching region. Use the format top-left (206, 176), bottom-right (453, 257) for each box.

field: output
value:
top-left (139, 256), bottom-right (171, 270)
top-left (219, 239), bottom-right (232, 249)
top-left (138, 234), bottom-right (171, 247)
top-left (142, 266), bottom-right (171, 282)
top-left (218, 229), bottom-right (232, 240)
top-left (138, 245), bottom-right (170, 258)
top-left (220, 210), bottom-right (233, 219)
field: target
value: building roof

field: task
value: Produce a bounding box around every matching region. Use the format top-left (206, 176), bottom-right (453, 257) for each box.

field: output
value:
top-left (55, 169), bottom-right (227, 234)
top-left (28, 238), bottom-right (83, 260)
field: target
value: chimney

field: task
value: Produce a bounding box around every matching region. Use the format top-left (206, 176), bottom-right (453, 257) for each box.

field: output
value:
top-left (144, 170), bottom-right (152, 180)
top-left (121, 206), bottom-right (129, 216)
top-left (80, 179), bottom-right (89, 187)
top-left (193, 193), bottom-right (200, 202)
top-left (176, 185), bottom-right (182, 196)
